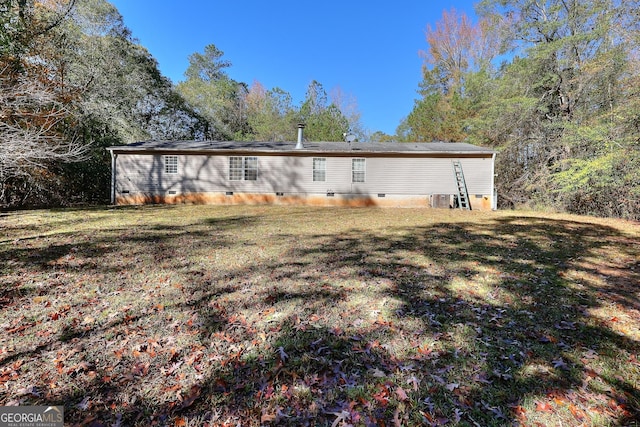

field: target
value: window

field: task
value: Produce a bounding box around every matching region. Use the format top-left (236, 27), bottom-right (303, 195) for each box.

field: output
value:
top-left (313, 158), bottom-right (326, 182)
top-left (352, 158), bottom-right (365, 183)
top-left (229, 156), bottom-right (243, 180)
top-left (164, 156), bottom-right (178, 174)
top-left (229, 156), bottom-right (258, 181)
top-left (244, 157), bottom-right (258, 180)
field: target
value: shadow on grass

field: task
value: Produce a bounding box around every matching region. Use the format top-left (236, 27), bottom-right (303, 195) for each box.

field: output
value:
top-left (0, 208), bottom-right (638, 426)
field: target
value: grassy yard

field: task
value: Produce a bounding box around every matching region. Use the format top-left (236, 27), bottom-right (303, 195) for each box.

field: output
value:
top-left (0, 205), bottom-right (638, 426)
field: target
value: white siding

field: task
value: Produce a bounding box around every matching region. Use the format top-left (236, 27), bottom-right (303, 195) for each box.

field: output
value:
top-left (115, 153), bottom-right (494, 198)
top-left (458, 158), bottom-right (493, 195)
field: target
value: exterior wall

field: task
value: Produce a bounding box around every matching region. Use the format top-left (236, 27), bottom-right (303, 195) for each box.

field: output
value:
top-left (113, 152), bottom-right (495, 210)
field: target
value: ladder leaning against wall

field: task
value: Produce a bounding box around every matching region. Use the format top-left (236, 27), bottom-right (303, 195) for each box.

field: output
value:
top-left (452, 160), bottom-right (471, 210)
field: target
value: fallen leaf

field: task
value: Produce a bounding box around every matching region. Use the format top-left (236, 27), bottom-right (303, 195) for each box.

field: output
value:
top-left (76, 396), bottom-right (90, 410)
top-left (445, 382), bottom-right (459, 391)
top-left (538, 334), bottom-right (557, 344)
top-left (393, 406), bottom-right (402, 427)
top-left (431, 374), bottom-right (445, 384)
top-left (512, 405), bottom-right (527, 419)
top-left (395, 386), bottom-right (408, 401)
top-left (261, 412), bottom-right (276, 423)
top-left (277, 346), bottom-right (288, 362)
top-left (373, 389), bottom-right (389, 406)
top-left (131, 362), bottom-right (149, 377)
top-left (568, 404), bottom-right (585, 420)
top-left (453, 408), bottom-right (463, 423)
top-left (536, 401), bottom-right (553, 413)
top-left (554, 321), bottom-right (576, 330)
top-left (552, 358), bottom-right (569, 370)
top-left (370, 368), bottom-right (386, 378)
top-left (407, 375), bottom-right (419, 391)
top-left (179, 385), bottom-right (201, 410)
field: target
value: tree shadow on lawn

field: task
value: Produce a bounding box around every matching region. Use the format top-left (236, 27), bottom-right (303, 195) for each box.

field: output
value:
top-left (251, 214), bottom-right (640, 426)
top-left (388, 217), bottom-right (639, 426)
top-left (1, 210), bottom-right (638, 426)
top-left (0, 216), bottom-right (241, 303)
top-left (160, 214), bottom-right (637, 425)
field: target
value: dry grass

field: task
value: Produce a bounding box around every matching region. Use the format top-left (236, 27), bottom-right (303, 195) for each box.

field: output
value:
top-left (0, 205), bottom-right (638, 426)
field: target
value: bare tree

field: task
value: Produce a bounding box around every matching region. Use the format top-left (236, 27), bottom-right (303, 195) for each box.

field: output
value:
top-left (0, 65), bottom-right (87, 202)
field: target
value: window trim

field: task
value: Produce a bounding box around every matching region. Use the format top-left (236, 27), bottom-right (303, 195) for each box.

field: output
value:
top-left (352, 158), bottom-right (366, 183)
top-left (229, 156), bottom-right (258, 181)
top-left (312, 157), bottom-right (326, 182)
top-left (164, 155), bottom-right (178, 174)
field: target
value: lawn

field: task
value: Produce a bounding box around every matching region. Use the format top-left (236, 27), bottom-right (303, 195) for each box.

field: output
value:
top-left (0, 205), bottom-right (638, 426)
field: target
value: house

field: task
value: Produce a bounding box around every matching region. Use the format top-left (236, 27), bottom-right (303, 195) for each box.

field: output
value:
top-left (107, 134), bottom-right (496, 210)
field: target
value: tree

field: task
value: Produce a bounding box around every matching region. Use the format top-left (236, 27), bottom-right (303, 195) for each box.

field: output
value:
top-left (0, 0), bottom-right (87, 205)
top-left (329, 85), bottom-right (367, 141)
top-left (299, 80), bottom-right (349, 141)
top-left (420, 8), bottom-right (499, 96)
top-left (243, 80), bottom-right (359, 142)
top-left (1, 0), bottom-right (208, 206)
top-left (406, 8), bottom-right (497, 142)
top-left (244, 81), bottom-right (297, 141)
top-left (65, 0), bottom-right (208, 142)
top-left (406, 88), bottom-right (472, 142)
top-left (0, 0), bottom-right (76, 59)
top-left (177, 44), bottom-right (249, 140)
top-left (471, 0), bottom-right (640, 216)
top-left (184, 44), bottom-right (232, 82)
top-left (0, 64), bottom-right (87, 203)
top-left (370, 130), bottom-right (399, 142)
top-left (55, 0), bottom-right (208, 204)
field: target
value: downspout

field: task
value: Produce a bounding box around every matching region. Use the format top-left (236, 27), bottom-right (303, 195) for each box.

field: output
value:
top-left (491, 152), bottom-right (497, 210)
top-left (110, 150), bottom-right (117, 205)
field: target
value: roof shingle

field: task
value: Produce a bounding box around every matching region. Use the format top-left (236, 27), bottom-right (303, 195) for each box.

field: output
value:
top-left (108, 140), bottom-right (495, 155)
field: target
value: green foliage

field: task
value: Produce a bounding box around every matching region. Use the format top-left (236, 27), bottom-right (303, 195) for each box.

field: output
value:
top-left (406, 91), bottom-right (472, 142)
top-left (184, 43), bottom-right (231, 82)
top-left (406, 0), bottom-right (640, 219)
top-left (244, 79), bottom-right (352, 142)
top-left (0, 0), bottom-right (208, 207)
top-left (0, 1), bottom-right (26, 58)
top-left (552, 150), bottom-right (640, 218)
top-left (177, 44), bottom-right (249, 140)
top-left (1, 2), bottom-right (363, 207)
top-left (299, 80), bottom-right (350, 141)
top-left (60, 0), bottom-right (207, 204)
top-left (245, 84), bottom-right (297, 141)
top-left (370, 130), bottom-right (399, 142)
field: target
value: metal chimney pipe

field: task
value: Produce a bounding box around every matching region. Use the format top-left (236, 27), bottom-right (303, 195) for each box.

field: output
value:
top-left (295, 123), bottom-right (305, 149)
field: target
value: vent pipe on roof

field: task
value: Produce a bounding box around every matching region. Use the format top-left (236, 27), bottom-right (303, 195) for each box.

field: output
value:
top-left (296, 123), bottom-right (305, 149)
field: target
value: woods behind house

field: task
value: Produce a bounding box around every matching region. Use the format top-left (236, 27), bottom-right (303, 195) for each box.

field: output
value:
top-left (1, 0), bottom-right (639, 219)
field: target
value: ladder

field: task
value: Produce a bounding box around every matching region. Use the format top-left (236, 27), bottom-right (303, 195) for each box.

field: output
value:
top-left (452, 160), bottom-right (471, 210)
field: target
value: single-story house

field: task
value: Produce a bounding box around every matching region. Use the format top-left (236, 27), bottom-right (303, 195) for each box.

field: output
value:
top-left (107, 135), bottom-right (496, 210)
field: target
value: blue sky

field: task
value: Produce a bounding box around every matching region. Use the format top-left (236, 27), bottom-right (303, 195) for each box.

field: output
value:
top-left (108, 1), bottom-right (478, 135)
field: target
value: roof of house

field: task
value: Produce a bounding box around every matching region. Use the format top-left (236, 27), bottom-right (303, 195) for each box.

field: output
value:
top-left (107, 140), bottom-right (495, 155)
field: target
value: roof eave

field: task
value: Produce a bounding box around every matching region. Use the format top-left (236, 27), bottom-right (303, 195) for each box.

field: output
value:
top-left (106, 147), bottom-right (495, 156)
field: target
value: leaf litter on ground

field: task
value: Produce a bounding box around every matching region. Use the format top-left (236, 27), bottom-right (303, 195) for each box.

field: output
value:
top-left (0, 205), bottom-right (638, 425)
